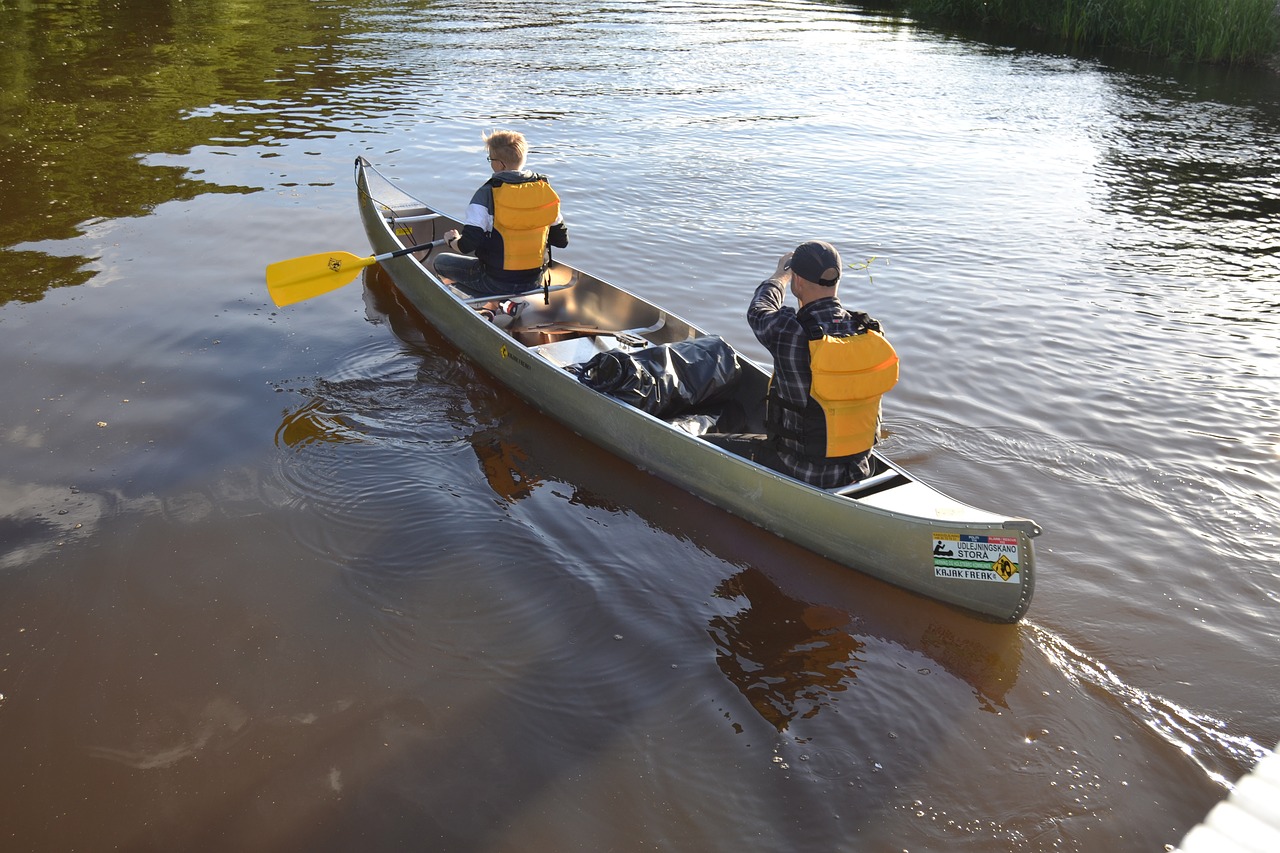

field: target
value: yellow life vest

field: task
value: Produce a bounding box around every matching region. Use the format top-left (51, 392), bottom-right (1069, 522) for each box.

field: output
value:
top-left (491, 179), bottom-right (561, 271)
top-left (805, 330), bottom-right (899, 456)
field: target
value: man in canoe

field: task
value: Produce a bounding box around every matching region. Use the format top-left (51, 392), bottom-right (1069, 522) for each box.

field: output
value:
top-left (436, 129), bottom-right (569, 297)
top-left (744, 240), bottom-right (899, 488)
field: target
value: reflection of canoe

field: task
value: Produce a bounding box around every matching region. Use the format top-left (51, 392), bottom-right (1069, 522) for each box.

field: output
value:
top-left (354, 157), bottom-right (1041, 622)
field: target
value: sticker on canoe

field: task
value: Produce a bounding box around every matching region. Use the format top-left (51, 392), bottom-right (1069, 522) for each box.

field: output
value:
top-left (932, 533), bottom-right (1020, 583)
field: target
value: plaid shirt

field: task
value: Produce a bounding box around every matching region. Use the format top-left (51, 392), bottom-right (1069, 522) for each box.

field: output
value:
top-left (748, 277), bottom-right (884, 488)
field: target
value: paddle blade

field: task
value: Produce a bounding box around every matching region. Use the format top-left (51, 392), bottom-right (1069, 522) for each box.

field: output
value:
top-left (265, 250), bottom-right (377, 307)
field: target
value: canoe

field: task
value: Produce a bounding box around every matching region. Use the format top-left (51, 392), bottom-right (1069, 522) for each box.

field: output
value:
top-left (352, 156), bottom-right (1041, 622)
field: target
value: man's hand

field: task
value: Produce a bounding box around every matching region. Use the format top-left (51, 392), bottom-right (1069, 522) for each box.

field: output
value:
top-left (443, 229), bottom-right (461, 251)
top-left (774, 252), bottom-right (794, 282)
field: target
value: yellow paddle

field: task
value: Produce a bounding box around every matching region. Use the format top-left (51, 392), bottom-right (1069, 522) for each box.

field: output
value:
top-left (265, 239), bottom-right (446, 307)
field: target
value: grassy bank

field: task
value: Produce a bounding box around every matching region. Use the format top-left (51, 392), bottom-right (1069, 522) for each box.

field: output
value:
top-left (904, 0), bottom-right (1280, 64)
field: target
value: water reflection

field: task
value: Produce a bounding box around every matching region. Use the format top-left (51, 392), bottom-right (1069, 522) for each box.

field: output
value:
top-left (0, 0), bottom-right (378, 305)
top-left (708, 567), bottom-right (866, 734)
top-left (275, 397), bottom-right (363, 449)
top-left (274, 268), bottom-right (590, 510)
top-left (472, 436), bottom-right (542, 504)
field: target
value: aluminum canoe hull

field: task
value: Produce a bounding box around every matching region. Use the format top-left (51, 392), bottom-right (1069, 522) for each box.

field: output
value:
top-left (354, 157), bottom-right (1040, 622)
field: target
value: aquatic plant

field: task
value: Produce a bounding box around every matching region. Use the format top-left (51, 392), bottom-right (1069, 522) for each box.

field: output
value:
top-left (905, 0), bottom-right (1280, 64)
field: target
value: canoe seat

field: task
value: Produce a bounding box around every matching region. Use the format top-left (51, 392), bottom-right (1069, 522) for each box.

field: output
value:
top-left (382, 212), bottom-right (443, 224)
top-left (828, 469), bottom-right (904, 497)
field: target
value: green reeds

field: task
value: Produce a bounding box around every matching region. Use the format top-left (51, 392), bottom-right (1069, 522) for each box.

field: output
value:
top-left (910, 0), bottom-right (1280, 64)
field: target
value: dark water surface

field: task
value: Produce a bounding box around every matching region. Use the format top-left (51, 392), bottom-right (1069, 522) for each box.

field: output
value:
top-left (1, 0), bottom-right (1277, 850)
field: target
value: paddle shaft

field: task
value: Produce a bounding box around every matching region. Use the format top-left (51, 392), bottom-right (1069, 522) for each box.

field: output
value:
top-left (267, 238), bottom-right (575, 308)
top-left (375, 238), bottom-right (447, 264)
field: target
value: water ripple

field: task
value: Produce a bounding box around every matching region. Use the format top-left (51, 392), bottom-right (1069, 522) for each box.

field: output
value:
top-left (270, 330), bottom-right (628, 673)
top-left (1029, 623), bottom-right (1269, 787)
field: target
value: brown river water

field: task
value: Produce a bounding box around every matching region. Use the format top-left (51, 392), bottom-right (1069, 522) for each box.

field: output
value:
top-left (1, 1), bottom-right (1277, 850)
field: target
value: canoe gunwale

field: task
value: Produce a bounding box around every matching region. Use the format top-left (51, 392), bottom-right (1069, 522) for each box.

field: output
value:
top-left (353, 156), bottom-right (1040, 622)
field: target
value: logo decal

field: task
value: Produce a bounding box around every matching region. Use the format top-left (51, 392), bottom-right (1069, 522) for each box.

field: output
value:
top-left (932, 533), bottom-right (1020, 583)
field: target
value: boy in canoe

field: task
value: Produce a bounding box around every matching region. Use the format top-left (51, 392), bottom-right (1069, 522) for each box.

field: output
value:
top-left (743, 240), bottom-right (899, 488)
top-left (436, 129), bottom-right (569, 298)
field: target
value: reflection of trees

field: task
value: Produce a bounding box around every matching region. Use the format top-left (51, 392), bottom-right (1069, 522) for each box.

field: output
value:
top-left (708, 568), bottom-right (865, 733)
top-left (0, 0), bottom-right (376, 305)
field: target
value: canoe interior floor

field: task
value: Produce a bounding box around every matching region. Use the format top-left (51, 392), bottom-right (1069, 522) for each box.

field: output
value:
top-left (529, 334), bottom-right (638, 368)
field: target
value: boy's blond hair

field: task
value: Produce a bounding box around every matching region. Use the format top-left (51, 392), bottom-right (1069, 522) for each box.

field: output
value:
top-left (483, 130), bottom-right (528, 169)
